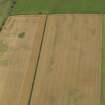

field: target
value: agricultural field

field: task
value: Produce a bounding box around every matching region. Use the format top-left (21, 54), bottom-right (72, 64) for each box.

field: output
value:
top-left (0, 14), bottom-right (102, 105)
top-left (30, 14), bottom-right (102, 105)
top-left (0, 15), bottom-right (46, 105)
top-left (0, 0), bottom-right (105, 105)
top-left (12, 0), bottom-right (105, 15)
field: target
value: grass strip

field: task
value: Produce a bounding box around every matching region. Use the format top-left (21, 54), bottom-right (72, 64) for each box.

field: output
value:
top-left (0, 0), bottom-right (13, 29)
top-left (101, 15), bottom-right (105, 105)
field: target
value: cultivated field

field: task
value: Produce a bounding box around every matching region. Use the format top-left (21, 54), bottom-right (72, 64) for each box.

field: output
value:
top-left (30, 14), bottom-right (102, 105)
top-left (12, 0), bottom-right (105, 15)
top-left (0, 0), bottom-right (104, 103)
top-left (0, 15), bottom-right (46, 105)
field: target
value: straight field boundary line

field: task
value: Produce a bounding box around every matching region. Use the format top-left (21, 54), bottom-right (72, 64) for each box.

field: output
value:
top-left (101, 15), bottom-right (105, 105)
top-left (28, 15), bottom-right (48, 105)
top-left (10, 12), bottom-right (105, 16)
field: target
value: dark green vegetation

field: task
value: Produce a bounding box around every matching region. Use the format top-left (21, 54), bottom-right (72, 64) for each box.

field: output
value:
top-left (0, 0), bottom-right (13, 28)
top-left (18, 32), bottom-right (25, 38)
top-left (12, 0), bottom-right (105, 15)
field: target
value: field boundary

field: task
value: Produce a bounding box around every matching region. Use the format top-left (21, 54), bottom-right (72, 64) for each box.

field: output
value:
top-left (101, 15), bottom-right (105, 105)
top-left (27, 15), bottom-right (48, 105)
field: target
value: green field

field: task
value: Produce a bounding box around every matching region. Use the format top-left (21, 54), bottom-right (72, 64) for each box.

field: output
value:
top-left (12, 0), bottom-right (105, 15)
top-left (0, 0), bottom-right (12, 28)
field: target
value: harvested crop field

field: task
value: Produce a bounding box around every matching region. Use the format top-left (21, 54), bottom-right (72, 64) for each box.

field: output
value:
top-left (0, 14), bottom-right (102, 105)
top-left (30, 14), bottom-right (102, 105)
top-left (0, 15), bottom-right (46, 105)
